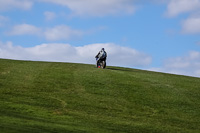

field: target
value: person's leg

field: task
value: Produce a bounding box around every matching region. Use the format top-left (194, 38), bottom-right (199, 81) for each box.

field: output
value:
top-left (103, 60), bottom-right (106, 69)
top-left (96, 59), bottom-right (100, 68)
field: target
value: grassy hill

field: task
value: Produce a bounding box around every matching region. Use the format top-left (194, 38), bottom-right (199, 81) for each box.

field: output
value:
top-left (0, 59), bottom-right (200, 133)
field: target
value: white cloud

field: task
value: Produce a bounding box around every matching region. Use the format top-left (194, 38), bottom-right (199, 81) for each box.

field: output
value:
top-left (150, 51), bottom-right (200, 77)
top-left (7, 24), bottom-right (41, 36)
top-left (182, 15), bottom-right (200, 34)
top-left (6, 24), bottom-right (83, 41)
top-left (0, 15), bottom-right (9, 27)
top-left (0, 41), bottom-right (152, 67)
top-left (76, 43), bottom-right (152, 67)
top-left (40, 0), bottom-right (135, 17)
top-left (44, 25), bottom-right (83, 41)
top-left (0, 41), bottom-right (27, 60)
top-left (44, 11), bottom-right (56, 21)
top-left (164, 0), bottom-right (200, 35)
top-left (0, 0), bottom-right (33, 11)
top-left (166, 0), bottom-right (200, 17)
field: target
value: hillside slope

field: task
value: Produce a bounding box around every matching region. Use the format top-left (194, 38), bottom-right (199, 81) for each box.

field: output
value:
top-left (0, 59), bottom-right (200, 133)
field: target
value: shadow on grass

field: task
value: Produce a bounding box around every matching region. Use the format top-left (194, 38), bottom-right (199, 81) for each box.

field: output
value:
top-left (106, 67), bottom-right (136, 72)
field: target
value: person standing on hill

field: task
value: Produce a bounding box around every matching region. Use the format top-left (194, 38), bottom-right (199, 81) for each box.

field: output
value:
top-left (95, 48), bottom-right (107, 68)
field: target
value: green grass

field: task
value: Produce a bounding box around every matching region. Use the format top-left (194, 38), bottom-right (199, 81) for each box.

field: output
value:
top-left (0, 58), bottom-right (200, 133)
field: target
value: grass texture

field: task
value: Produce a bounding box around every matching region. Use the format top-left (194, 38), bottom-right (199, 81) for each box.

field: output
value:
top-left (0, 59), bottom-right (200, 133)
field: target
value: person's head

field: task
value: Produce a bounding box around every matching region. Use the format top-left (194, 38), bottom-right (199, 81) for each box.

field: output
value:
top-left (101, 48), bottom-right (105, 51)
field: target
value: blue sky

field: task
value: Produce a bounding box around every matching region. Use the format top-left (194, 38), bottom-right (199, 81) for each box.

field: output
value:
top-left (0, 0), bottom-right (200, 77)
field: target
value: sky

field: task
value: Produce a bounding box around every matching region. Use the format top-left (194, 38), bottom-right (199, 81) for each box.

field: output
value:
top-left (0, 0), bottom-right (200, 78)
